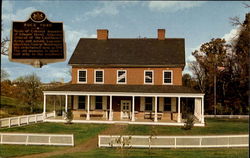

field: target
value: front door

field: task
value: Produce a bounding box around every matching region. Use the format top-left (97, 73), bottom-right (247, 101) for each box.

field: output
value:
top-left (121, 100), bottom-right (131, 119)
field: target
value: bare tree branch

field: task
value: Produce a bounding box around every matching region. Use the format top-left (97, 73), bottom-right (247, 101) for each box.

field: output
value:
top-left (229, 16), bottom-right (243, 27)
top-left (1, 36), bottom-right (9, 55)
top-left (243, 2), bottom-right (250, 8)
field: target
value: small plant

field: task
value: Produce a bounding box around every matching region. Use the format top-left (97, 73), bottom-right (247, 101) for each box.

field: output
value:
top-left (65, 109), bottom-right (73, 124)
top-left (183, 114), bottom-right (194, 130)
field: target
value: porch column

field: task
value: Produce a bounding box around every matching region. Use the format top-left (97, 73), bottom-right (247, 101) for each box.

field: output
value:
top-left (177, 97), bottom-right (181, 123)
top-left (65, 95), bottom-right (68, 112)
top-left (43, 94), bottom-right (46, 118)
top-left (132, 96), bottom-right (135, 121)
top-left (86, 95), bottom-right (90, 120)
top-left (109, 95), bottom-right (113, 121)
top-left (201, 96), bottom-right (205, 124)
top-left (154, 96), bottom-right (158, 122)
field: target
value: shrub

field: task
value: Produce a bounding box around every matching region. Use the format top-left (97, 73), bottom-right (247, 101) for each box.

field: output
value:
top-left (65, 109), bottom-right (73, 124)
top-left (183, 114), bottom-right (194, 130)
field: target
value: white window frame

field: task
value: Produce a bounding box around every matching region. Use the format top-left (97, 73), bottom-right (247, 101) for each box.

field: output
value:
top-left (117, 70), bottom-right (127, 84)
top-left (144, 70), bottom-right (154, 84)
top-left (94, 70), bottom-right (104, 84)
top-left (163, 70), bottom-right (173, 85)
top-left (77, 69), bottom-right (87, 84)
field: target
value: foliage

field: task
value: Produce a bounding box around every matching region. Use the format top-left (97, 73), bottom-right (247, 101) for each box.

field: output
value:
top-left (13, 73), bottom-right (43, 113)
top-left (183, 114), bottom-right (195, 130)
top-left (1, 68), bottom-right (9, 81)
top-left (188, 12), bottom-right (250, 115)
top-left (65, 109), bottom-right (73, 124)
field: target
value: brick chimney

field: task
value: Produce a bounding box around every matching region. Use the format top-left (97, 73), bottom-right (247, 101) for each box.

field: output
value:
top-left (157, 29), bottom-right (165, 40)
top-left (97, 29), bottom-right (109, 40)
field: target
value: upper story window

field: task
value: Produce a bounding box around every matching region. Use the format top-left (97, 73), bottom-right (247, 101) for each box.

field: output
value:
top-left (117, 70), bottom-right (127, 84)
top-left (95, 96), bottom-right (103, 110)
top-left (144, 70), bottom-right (153, 84)
top-left (163, 70), bottom-right (173, 84)
top-left (78, 70), bottom-right (87, 83)
top-left (95, 70), bottom-right (104, 84)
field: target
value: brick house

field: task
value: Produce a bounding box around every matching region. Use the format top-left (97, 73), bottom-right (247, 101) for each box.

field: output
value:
top-left (43, 29), bottom-right (205, 126)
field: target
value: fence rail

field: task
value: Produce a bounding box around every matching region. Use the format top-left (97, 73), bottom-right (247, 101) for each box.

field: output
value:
top-left (204, 115), bottom-right (249, 119)
top-left (0, 133), bottom-right (74, 146)
top-left (0, 112), bottom-right (55, 128)
top-left (98, 135), bottom-right (249, 148)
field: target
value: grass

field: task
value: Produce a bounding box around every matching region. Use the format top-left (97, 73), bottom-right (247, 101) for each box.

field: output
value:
top-left (0, 118), bottom-right (248, 158)
top-left (48, 148), bottom-right (249, 158)
top-left (122, 118), bottom-right (249, 135)
top-left (0, 123), bottom-right (109, 158)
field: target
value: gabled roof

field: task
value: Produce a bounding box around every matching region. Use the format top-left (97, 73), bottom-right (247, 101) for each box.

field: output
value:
top-left (44, 84), bottom-right (202, 94)
top-left (68, 38), bottom-right (185, 68)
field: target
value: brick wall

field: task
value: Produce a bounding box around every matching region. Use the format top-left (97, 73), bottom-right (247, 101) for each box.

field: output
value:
top-left (72, 67), bottom-right (182, 85)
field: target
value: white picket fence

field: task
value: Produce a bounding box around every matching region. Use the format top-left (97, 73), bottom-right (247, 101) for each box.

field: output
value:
top-left (0, 133), bottom-right (74, 146)
top-left (0, 112), bottom-right (55, 128)
top-left (98, 135), bottom-right (249, 148)
top-left (204, 115), bottom-right (249, 119)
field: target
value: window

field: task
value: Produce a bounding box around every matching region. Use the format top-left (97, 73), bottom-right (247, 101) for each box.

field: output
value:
top-left (145, 97), bottom-right (153, 111)
top-left (163, 70), bottom-right (172, 84)
top-left (95, 96), bottom-right (103, 110)
top-left (95, 70), bottom-right (104, 83)
top-left (144, 70), bottom-right (153, 84)
top-left (117, 70), bottom-right (126, 84)
top-left (78, 96), bottom-right (85, 109)
top-left (78, 70), bottom-right (87, 83)
top-left (164, 98), bottom-right (171, 111)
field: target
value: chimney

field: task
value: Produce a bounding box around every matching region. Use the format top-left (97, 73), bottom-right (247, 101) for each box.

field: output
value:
top-left (97, 29), bottom-right (109, 40)
top-left (157, 29), bottom-right (165, 40)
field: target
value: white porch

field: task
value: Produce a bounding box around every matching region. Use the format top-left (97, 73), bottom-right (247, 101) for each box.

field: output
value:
top-left (43, 91), bottom-right (205, 126)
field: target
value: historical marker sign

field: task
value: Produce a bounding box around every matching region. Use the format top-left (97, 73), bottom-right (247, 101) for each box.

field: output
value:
top-left (9, 11), bottom-right (66, 67)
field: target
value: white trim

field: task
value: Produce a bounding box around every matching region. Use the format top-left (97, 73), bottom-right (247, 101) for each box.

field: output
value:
top-left (117, 70), bottom-right (127, 84)
top-left (77, 69), bottom-right (87, 84)
top-left (94, 69), bottom-right (104, 84)
top-left (163, 70), bottom-right (173, 85)
top-left (144, 70), bottom-right (154, 85)
top-left (44, 91), bottom-right (204, 98)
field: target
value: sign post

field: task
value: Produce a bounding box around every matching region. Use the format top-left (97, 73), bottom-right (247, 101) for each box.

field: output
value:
top-left (9, 11), bottom-right (66, 68)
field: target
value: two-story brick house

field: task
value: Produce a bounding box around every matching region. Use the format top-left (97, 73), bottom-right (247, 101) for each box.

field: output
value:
top-left (43, 29), bottom-right (205, 126)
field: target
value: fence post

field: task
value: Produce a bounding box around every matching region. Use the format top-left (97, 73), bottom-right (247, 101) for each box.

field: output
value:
top-left (27, 116), bottom-right (29, 124)
top-left (227, 136), bottom-right (230, 148)
top-left (175, 137), bottom-right (176, 148)
top-left (18, 117), bottom-right (21, 126)
top-left (26, 135), bottom-right (29, 145)
top-left (0, 134), bottom-right (3, 144)
top-left (35, 115), bottom-right (37, 123)
top-left (98, 135), bottom-right (100, 147)
top-left (72, 134), bottom-right (74, 146)
top-left (199, 137), bottom-right (202, 147)
top-left (49, 136), bottom-right (51, 145)
top-left (8, 118), bottom-right (11, 128)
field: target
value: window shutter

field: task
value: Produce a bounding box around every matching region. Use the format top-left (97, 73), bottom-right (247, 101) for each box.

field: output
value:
top-left (152, 97), bottom-right (155, 111)
top-left (171, 98), bottom-right (176, 112)
top-left (140, 97), bottom-right (145, 111)
top-left (102, 96), bottom-right (107, 110)
top-left (85, 96), bottom-right (88, 110)
top-left (159, 97), bottom-right (164, 112)
top-left (90, 96), bottom-right (95, 110)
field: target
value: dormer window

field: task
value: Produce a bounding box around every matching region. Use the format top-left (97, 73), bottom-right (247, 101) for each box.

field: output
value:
top-left (163, 70), bottom-right (173, 84)
top-left (95, 70), bottom-right (104, 84)
top-left (144, 70), bottom-right (153, 84)
top-left (117, 70), bottom-right (127, 84)
top-left (78, 70), bottom-right (87, 83)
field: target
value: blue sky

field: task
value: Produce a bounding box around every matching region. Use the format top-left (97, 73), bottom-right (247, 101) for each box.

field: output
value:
top-left (1, 1), bottom-right (249, 83)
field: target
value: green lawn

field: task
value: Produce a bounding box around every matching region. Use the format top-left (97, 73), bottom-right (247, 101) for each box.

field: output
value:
top-left (0, 123), bottom-right (109, 158)
top-left (0, 118), bottom-right (248, 158)
top-left (48, 148), bottom-right (249, 158)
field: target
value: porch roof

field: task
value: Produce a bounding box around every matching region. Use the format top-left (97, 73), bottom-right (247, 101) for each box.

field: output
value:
top-left (44, 84), bottom-right (202, 94)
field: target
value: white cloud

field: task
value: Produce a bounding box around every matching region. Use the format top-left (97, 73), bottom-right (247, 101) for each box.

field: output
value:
top-left (222, 26), bottom-right (241, 43)
top-left (148, 1), bottom-right (205, 12)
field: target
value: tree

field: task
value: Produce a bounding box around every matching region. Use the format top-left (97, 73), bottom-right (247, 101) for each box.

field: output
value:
top-left (14, 73), bottom-right (43, 113)
top-left (1, 68), bottom-right (9, 81)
